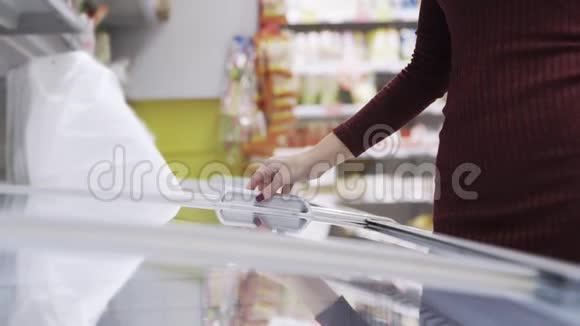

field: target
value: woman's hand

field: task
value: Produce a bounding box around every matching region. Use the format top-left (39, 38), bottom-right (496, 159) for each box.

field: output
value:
top-left (246, 151), bottom-right (324, 201)
top-left (246, 133), bottom-right (354, 201)
top-left (264, 274), bottom-right (340, 316)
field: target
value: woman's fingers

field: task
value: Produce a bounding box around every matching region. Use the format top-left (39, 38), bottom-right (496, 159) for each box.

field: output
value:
top-left (281, 184), bottom-right (293, 195)
top-left (246, 169), bottom-right (262, 190)
top-left (247, 163), bottom-right (276, 190)
top-left (246, 167), bottom-right (264, 190)
top-left (261, 172), bottom-right (286, 201)
top-left (249, 160), bottom-right (294, 201)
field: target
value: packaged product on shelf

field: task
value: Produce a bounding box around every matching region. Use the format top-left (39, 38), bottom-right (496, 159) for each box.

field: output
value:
top-left (292, 28), bottom-right (409, 76)
top-left (408, 214), bottom-right (434, 231)
top-left (393, 0), bottom-right (420, 21)
top-left (399, 0), bottom-right (420, 9)
top-left (271, 75), bottom-right (299, 97)
top-left (236, 273), bottom-right (285, 323)
top-left (94, 31), bottom-right (111, 64)
top-left (367, 28), bottom-right (401, 63)
top-left (272, 96), bottom-right (298, 110)
top-left (319, 76), bottom-right (341, 105)
top-left (270, 110), bottom-right (296, 126)
top-left (261, 36), bottom-right (293, 74)
top-left (372, 0), bottom-right (397, 21)
top-left (356, 0), bottom-right (375, 21)
top-left (251, 28), bottom-right (299, 154)
top-left (252, 0), bottom-right (428, 159)
top-left (350, 75), bottom-right (377, 104)
top-left (286, 0), bottom-right (358, 24)
top-left (299, 75), bottom-right (323, 105)
top-left (400, 28), bottom-right (417, 61)
top-left (290, 32), bottom-right (308, 69)
top-left (260, 0), bottom-right (288, 26)
top-left (285, 0), bottom-right (418, 24)
top-left (220, 36), bottom-right (263, 146)
top-left (342, 31), bottom-right (367, 69)
top-left (242, 7), bottom-right (299, 157)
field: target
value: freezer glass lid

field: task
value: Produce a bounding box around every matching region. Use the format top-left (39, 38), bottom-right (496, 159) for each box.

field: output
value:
top-left (0, 249), bottom-right (576, 326)
top-left (0, 189), bottom-right (578, 325)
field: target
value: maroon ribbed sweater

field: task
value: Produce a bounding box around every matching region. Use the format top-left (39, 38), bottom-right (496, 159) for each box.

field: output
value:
top-left (334, 0), bottom-right (580, 263)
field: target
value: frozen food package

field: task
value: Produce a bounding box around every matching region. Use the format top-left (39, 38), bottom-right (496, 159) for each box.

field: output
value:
top-left (4, 51), bottom-right (180, 326)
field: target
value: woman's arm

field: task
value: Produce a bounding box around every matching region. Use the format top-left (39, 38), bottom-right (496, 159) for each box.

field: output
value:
top-left (316, 296), bottom-right (370, 326)
top-left (270, 276), bottom-right (370, 326)
top-left (248, 0), bottom-right (451, 199)
top-left (247, 133), bottom-right (353, 201)
top-left (335, 0), bottom-right (451, 156)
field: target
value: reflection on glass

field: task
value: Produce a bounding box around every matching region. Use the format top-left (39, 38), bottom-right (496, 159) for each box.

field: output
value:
top-left (0, 190), bottom-right (576, 326)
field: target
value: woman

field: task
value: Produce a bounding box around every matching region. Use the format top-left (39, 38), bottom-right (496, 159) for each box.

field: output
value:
top-left (248, 0), bottom-right (580, 263)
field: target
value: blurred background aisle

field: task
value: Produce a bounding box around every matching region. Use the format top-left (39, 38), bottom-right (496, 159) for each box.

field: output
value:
top-left (3, 3), bottom-right (580, 326)
top-left (0, 0), bottom-right (438, 228)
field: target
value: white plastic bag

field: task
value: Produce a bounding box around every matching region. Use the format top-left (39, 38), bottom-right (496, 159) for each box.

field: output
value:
top-left (5, 51), bottom-right (180, 326)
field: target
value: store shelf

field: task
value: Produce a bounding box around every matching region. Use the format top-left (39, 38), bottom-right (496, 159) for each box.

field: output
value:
top-left (0, 77), bottom-right (6, 181)
top-left (292, 61), bottom-right (407, 76)
top-left (0, 34), bottom-right (79, 75)
top-left (337, 174), bottom-right (436, 207)
top-left (0, 0), bottom-right (88, 35)
top-left (293, 100), bottom-right (445, 120)
top-left (284, 20), bottom-right (418, 32)
top-left (0, 0), bottom-right (88, 75)
top-left (275, 145), bottom-right (437, 162)
top-left (99, 0), bottom-right (171, 27)
top-left (350, 153), bottom-right (437, 167)
top-left (359, 145), bottom-right (439, 160)
top-left (293, 104), bottom-right (359, 119)
top-left (424, 100), bottom-right (446, 115)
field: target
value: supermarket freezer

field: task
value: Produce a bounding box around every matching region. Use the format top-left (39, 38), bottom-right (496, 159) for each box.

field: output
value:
top-left (0, 186), bottom-right (578, 326)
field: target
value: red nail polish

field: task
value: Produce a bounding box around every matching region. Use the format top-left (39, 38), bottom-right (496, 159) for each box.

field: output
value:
top-left (256, 194), bottom-right (264, 202)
